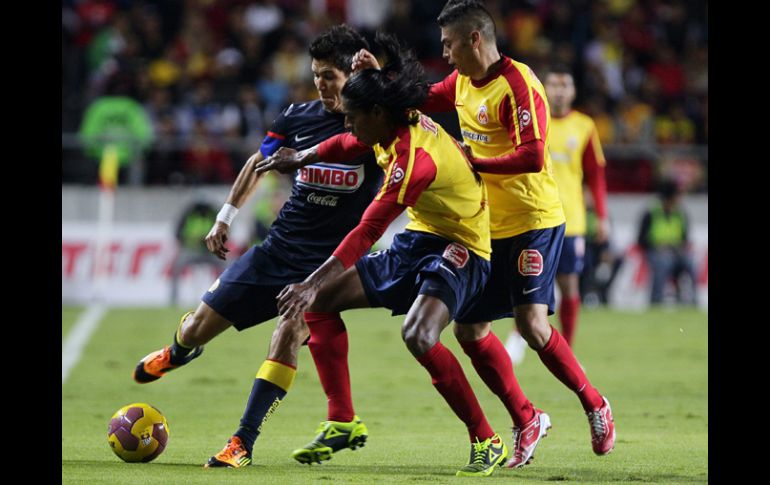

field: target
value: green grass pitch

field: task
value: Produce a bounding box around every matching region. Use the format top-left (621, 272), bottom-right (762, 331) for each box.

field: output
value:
top-left (62, 306), bottom-right (707, 484)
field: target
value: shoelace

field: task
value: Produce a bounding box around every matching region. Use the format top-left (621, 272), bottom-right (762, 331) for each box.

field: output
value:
top-left (220, 440), bottom-right (244, 459)
top-left (587, 410), bottom-right (606, 441)
top-left (510, 427), bottom-right (523, 457)
top-left (470, 439), bottom-right (489, 466)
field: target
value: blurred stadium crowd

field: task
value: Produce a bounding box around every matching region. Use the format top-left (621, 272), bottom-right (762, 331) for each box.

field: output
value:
top-left (62, 0), bottom-right (707, 191)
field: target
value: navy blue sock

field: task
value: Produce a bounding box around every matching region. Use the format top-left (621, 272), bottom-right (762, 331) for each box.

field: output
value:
top-left (233, 360), bottom-right (295, 454)
top-left (169, 329), bottom-right (193, 364)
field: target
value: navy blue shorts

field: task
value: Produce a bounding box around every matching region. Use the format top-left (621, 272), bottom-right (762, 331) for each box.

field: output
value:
top-left (557, 236), bottom-right (585, 275)
top-left (201, 245), bottom-right (312, 330)
top-left (455, 224), bottom-right (565, 323)
top-left (355, 231), bottom-right (490, 322)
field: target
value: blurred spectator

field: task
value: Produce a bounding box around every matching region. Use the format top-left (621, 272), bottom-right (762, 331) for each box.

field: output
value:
top-left (144, 113), bottom-right (184, 185)
top-left (636, 179), bottom-right (697, 305)
top-left (181, 119), bottom-right (235, 184)
top-left (616, 94), bottom-right (654, 144)
top-left (62, 0), bottom-right (707, 189)
top-left (655, 103), bottom-right (695, 145)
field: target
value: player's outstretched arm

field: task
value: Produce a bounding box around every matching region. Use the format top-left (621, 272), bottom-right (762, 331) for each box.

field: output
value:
top-left (277, 199), bottom-right (404, 319)
top-left (205, 151), bottom-right (266, 260)
top-left (255, 146), bottom-right (319, 175)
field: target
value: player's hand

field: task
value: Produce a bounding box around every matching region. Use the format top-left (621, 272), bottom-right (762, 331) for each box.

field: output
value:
top-left (351, 49), bottom-right (380, 72)
top-left (255, 147), bottom-right (304, 175)
top-left (595, 219), bottom-right (610, 244)
top-left (460, 142), bottom-right (474, 161)
top-left (205, 221), bottom-right (230, 260)
top-left (276, 281), bottom-right (319, 319)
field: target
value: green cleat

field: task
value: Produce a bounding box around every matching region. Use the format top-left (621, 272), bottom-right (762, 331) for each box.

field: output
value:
top-left (455, 433), bottom-right (509, 477)
top-left (292, 415), bottom-right (368, 465)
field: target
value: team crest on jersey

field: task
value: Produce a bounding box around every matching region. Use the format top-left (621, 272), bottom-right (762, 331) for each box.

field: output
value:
top-left (443, 243), bottom-right (469, 269)
top-left (477, 104), bottom-right (489, 125)
top-left (389, 167), bottom-right (405, 187)
top-left (518, 249), bottom-right (543, 276)
top-left (517, 106), bottom-right (531, 127)
top-left (567, 136), bottom-right (578, 151)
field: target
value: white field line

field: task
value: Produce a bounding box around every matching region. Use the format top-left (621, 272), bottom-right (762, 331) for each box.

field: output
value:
top-left (62, 305), bottom-right (108, 385)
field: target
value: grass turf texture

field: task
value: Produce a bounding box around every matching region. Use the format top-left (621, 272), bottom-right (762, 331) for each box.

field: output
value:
top-left (62, 306), bottom-right (707, 484)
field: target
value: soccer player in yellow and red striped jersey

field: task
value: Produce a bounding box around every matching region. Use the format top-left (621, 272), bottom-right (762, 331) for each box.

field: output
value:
top-left (260, 33), bottom-right (508, 477)
top-left (349, 0), bottom-right (615, 460)
top-left (545, 66), bottom-right (610, 348)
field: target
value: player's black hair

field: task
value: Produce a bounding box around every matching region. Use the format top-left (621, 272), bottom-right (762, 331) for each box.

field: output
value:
top-left (309, 24), bottom-right (370, 75)
top-left (341, 32), bottom-right (429, 126)
top-left (437, 0), bottom-right (496, 42)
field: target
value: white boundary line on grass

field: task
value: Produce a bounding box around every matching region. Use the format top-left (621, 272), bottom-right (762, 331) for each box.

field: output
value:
top-left (62, 304), bottom-right (108, 385)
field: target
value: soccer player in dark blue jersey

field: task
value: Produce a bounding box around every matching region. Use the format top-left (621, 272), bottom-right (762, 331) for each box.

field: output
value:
top-left (131, 25), bottom-right (382, 468)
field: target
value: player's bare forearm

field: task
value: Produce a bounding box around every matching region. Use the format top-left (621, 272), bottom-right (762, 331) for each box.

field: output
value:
top-left (255, 146), bottom-right (319, 175)
top-left (226, 151), bottom-right (266, 207)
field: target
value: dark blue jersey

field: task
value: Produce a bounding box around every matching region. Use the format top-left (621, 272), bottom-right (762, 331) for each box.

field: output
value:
top-left (257, 99), bottom-right (382, 272)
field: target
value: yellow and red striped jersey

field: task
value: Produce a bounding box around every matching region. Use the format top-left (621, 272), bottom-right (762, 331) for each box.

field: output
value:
top-left (374, 113), bottom-right (491, 259)
top-left (549, 110), bottom-right (607, 236)
top-left (425, 56), bottom-right (565, 239)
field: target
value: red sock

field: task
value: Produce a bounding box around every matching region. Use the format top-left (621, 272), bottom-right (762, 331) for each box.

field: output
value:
top-left (537, 325), bottom-right (603, 411)
top-left (305, 312), bottom-right (354, 422)
top-left (559, 295), bottom-right (581, 346)
top-left (417, 342), bottom-right (494, 441)
top-left (460, 332), bottom-right (535, 427)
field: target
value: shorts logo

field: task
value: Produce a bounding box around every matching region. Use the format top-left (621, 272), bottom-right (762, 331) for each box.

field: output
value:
top-left (208, 278), bottom-right (220, 293)
top-left (518, 249), bottom-right (543, 276)
top-left (389, 167), bottom-right (405, 186)
top-left (517, 106), bottom-right (531, 127)
top-left (477, 104), bottom-right (489, 125)
top-left (443, 243), bottom-right (469, 269)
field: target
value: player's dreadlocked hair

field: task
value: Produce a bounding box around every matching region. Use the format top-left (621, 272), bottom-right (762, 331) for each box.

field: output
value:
top-left (309, 24), bottom-right (370, 75)
top-left (341, 32), bottom-right (429, 126)
top-left (437, 0), bottom-right (496, 42)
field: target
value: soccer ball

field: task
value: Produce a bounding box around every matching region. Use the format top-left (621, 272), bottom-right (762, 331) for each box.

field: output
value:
top-left (107, 402), bottom-right (169, 463)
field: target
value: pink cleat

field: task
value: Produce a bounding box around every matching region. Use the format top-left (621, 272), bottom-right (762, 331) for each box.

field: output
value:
top-left (505, 409), bottom-right (551, 468)
top-left (587, 397), bottom-right (616, 455)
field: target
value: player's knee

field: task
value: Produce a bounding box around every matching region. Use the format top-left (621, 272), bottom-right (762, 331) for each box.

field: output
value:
top-left (401, 319), bottom-right (438, 356)
top-left (515, 311), bottom-right (551, 349)
top-left (275, 317), bottom-right (309, 344)
top-left (453, 322), bottom-right (490, 342)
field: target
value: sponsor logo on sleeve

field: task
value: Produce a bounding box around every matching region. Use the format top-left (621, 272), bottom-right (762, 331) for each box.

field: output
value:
top-left (517, 106), bottom-right (531, 127)
top-left (389, 167), bottom-right (405, 187)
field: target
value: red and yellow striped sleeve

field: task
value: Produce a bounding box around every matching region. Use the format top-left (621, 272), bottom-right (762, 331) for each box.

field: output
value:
top-left (500, 64), bottom-right (548, 147)
top-left (582, 127), bottom-right (608, 219)
top-left (375, 133), bottom-right (437, 206)
top-left (423, 70), bottom-right (458, 113)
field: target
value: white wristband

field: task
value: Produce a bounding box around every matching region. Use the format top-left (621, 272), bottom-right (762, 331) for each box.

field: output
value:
top-left (216, 203), bottom-right (239, 226)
